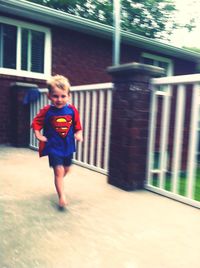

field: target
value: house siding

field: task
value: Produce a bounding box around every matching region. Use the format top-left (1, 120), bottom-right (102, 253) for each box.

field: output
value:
top-left (0, 15), bottom-right (198, 144)
top-left (51, 27), bottom-right (112, 85)
top-left (0, 75), bottom-right (46, 144)
top-left (51, 26), bottom-right (197, 84)
top-left (174, 59), bottom-right (196, 75)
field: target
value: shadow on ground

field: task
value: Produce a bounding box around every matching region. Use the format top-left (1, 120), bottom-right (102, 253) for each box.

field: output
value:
top-left (1, 146), bottom-right (200, 268)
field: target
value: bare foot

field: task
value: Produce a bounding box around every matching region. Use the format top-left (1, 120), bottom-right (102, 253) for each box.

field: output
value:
top-left (59, 196), bottom-right (67, 208)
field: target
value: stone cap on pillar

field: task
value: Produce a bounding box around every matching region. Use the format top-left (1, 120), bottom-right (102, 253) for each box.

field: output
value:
top-left (107, 62), bottom-right (165, 77)
top-left (10, 82), bottom-right (38, 90)
top-left (10, 82), bottom-right (40, 104)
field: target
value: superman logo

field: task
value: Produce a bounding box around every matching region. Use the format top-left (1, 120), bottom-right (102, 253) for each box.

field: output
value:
top-left (51, 115), bottom-right (72, 138)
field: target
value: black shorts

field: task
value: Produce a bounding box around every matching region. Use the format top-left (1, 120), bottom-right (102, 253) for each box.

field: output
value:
top-left (48, 154), bottom-right (73, 168)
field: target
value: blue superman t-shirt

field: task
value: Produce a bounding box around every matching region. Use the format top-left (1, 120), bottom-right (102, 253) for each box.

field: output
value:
top-left (31, 104), bottom-right (82, 157)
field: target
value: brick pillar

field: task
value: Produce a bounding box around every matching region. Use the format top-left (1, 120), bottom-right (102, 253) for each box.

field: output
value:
top-left (10, 82), bottom-right (38, 147)
top-left (107, 62), bottom-right (164, 191)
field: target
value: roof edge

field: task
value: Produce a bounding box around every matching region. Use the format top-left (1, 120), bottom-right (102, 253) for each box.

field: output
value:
top-left (0, 0), bottom-right (200, 63)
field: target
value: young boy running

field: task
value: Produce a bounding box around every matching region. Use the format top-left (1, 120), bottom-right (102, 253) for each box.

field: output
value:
top-left (31, 75), bottom-right (83, 208)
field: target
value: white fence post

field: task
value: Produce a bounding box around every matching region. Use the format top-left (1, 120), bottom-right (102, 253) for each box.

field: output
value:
top-left (171, 84), bottom-right (186, 194)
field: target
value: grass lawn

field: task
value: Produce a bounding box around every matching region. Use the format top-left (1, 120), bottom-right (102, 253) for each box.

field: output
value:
top-left (152, 168), bottom-right (200, 201)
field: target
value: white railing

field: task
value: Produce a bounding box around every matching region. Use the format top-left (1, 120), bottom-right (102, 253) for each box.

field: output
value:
top-left (146, 73), bottom-right (200, 208)
top-left (30, 88), bottom-right (51, 150)
top-left (30, 83), bottom-right (113, 175)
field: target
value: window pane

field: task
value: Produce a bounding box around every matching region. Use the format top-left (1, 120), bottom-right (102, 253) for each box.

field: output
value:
top-left (21, 29), bottom-right (28, 71)
top-left (0, 20), bottom-right (48, 75)
top-left (141, 55), bottom-right (171, 76)
top-left (141, 57), bottom-right (154, 65)
top-left (158, 61), bottom-right (168, 75)
top-left (31, 30), bottom-right (44, 73)
top-left (0, 23), bottom-right (17, 69)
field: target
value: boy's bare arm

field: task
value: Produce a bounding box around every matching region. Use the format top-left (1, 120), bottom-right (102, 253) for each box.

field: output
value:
top-left (74, 130), bottom-right (83, 142)
top-left (34, 130), bottom-right (48, 142)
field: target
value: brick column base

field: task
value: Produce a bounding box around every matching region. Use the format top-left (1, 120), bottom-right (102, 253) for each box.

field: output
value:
top-left (107, 62), bottom-right (164, 191)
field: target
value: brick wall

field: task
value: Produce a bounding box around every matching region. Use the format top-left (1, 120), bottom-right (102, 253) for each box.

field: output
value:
top-left (0, 22), bottom-right (197, 145)
top-left (51, 27), bottom-right (112, 85)
top-left (51, 27), bottom-right (197, 85)
top-left (0, 75), bottom-right (46, 144)
top-left (0, 77), bottom-right (10, 144)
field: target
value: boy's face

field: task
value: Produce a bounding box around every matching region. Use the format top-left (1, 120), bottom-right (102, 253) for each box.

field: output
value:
top-left (48, 86), bottom-right (70, 109)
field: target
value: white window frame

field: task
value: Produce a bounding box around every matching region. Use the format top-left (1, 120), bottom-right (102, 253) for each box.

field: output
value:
top-left (141, 52), bottom-right (174, 76)
top-left (0, 16), bottom-right (51, 80)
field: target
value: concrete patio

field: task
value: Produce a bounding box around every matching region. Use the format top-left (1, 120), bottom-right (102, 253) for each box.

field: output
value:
top-left (0, 145), bottom-right (200, 268)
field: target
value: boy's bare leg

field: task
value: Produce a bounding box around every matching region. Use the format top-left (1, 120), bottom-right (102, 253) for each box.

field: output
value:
top-left (64, 166), bottom-right (70, 177)
top-left (53, 165), bottom-right (68, 207)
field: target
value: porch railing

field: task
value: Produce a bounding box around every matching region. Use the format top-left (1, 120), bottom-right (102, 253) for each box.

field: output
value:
top-left (146, 73), bottom-right (200, 208)
top-left (29, 74), bottom-right (200, 207)
top-left (30, 83), bottom-right (113, 175)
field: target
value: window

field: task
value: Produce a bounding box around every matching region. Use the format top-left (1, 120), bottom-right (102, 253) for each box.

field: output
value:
top-left (141, 52), bottom-right (174, 76)
top-left (0, 23), bottom-right (17, 69)
top-left (21, 29), bottom-right (45, 73)
top-left (0, 17), bottom-right (51, 79)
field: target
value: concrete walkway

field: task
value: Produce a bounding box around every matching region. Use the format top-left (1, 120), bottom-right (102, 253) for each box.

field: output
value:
top-left (0, 145), bottom-right (200, 268)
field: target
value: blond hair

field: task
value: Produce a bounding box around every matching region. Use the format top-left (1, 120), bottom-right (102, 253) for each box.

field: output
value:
top-left (47, 75), bottom-right (71, 94)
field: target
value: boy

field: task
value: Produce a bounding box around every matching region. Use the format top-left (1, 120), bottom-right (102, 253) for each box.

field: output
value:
top-left (31, 75), bottom-right (83, 208)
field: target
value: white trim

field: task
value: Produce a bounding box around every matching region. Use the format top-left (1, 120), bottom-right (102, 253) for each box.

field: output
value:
top-left (27, 29), bottom-right (32, 72)
top-left (72, 159), bottom-right (108, 175)
top-left (96, 90), bottom-right (104, 168)
top-left (38, 83), bottom-right (114, 93)
top-left (158, 85), bottom-right (171, 188)
top-left (16, 27), bottom-right (21, 70)
top-left (78, 91), bottom-right (84, 161)
top-left (71, 83), bottom-right (113, 91)
top-left (83, 91), bottom-right (90, 163)
top-left (89, 91), bottom-right (97, 166)
top-left (104, 89), bottom-right (112, 171)
top-left (0, 68), bottom-right (49, 80)
top-left (146, 86), bottom-right (158, 185)
top-left (186, 84), bottom-right (200, 198)
top-left (0, 15), bottom-right (51, 78)
top-left (146, 185), bottom-right (200, 209)
top-left (44, 27), bottom-right (52, 77)
top-left (0, 15), bottom-right (50, 32)
top-left (152, 74), bottom-right (200, 85)
top-left (171, 84), bottom-right (185, 194)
